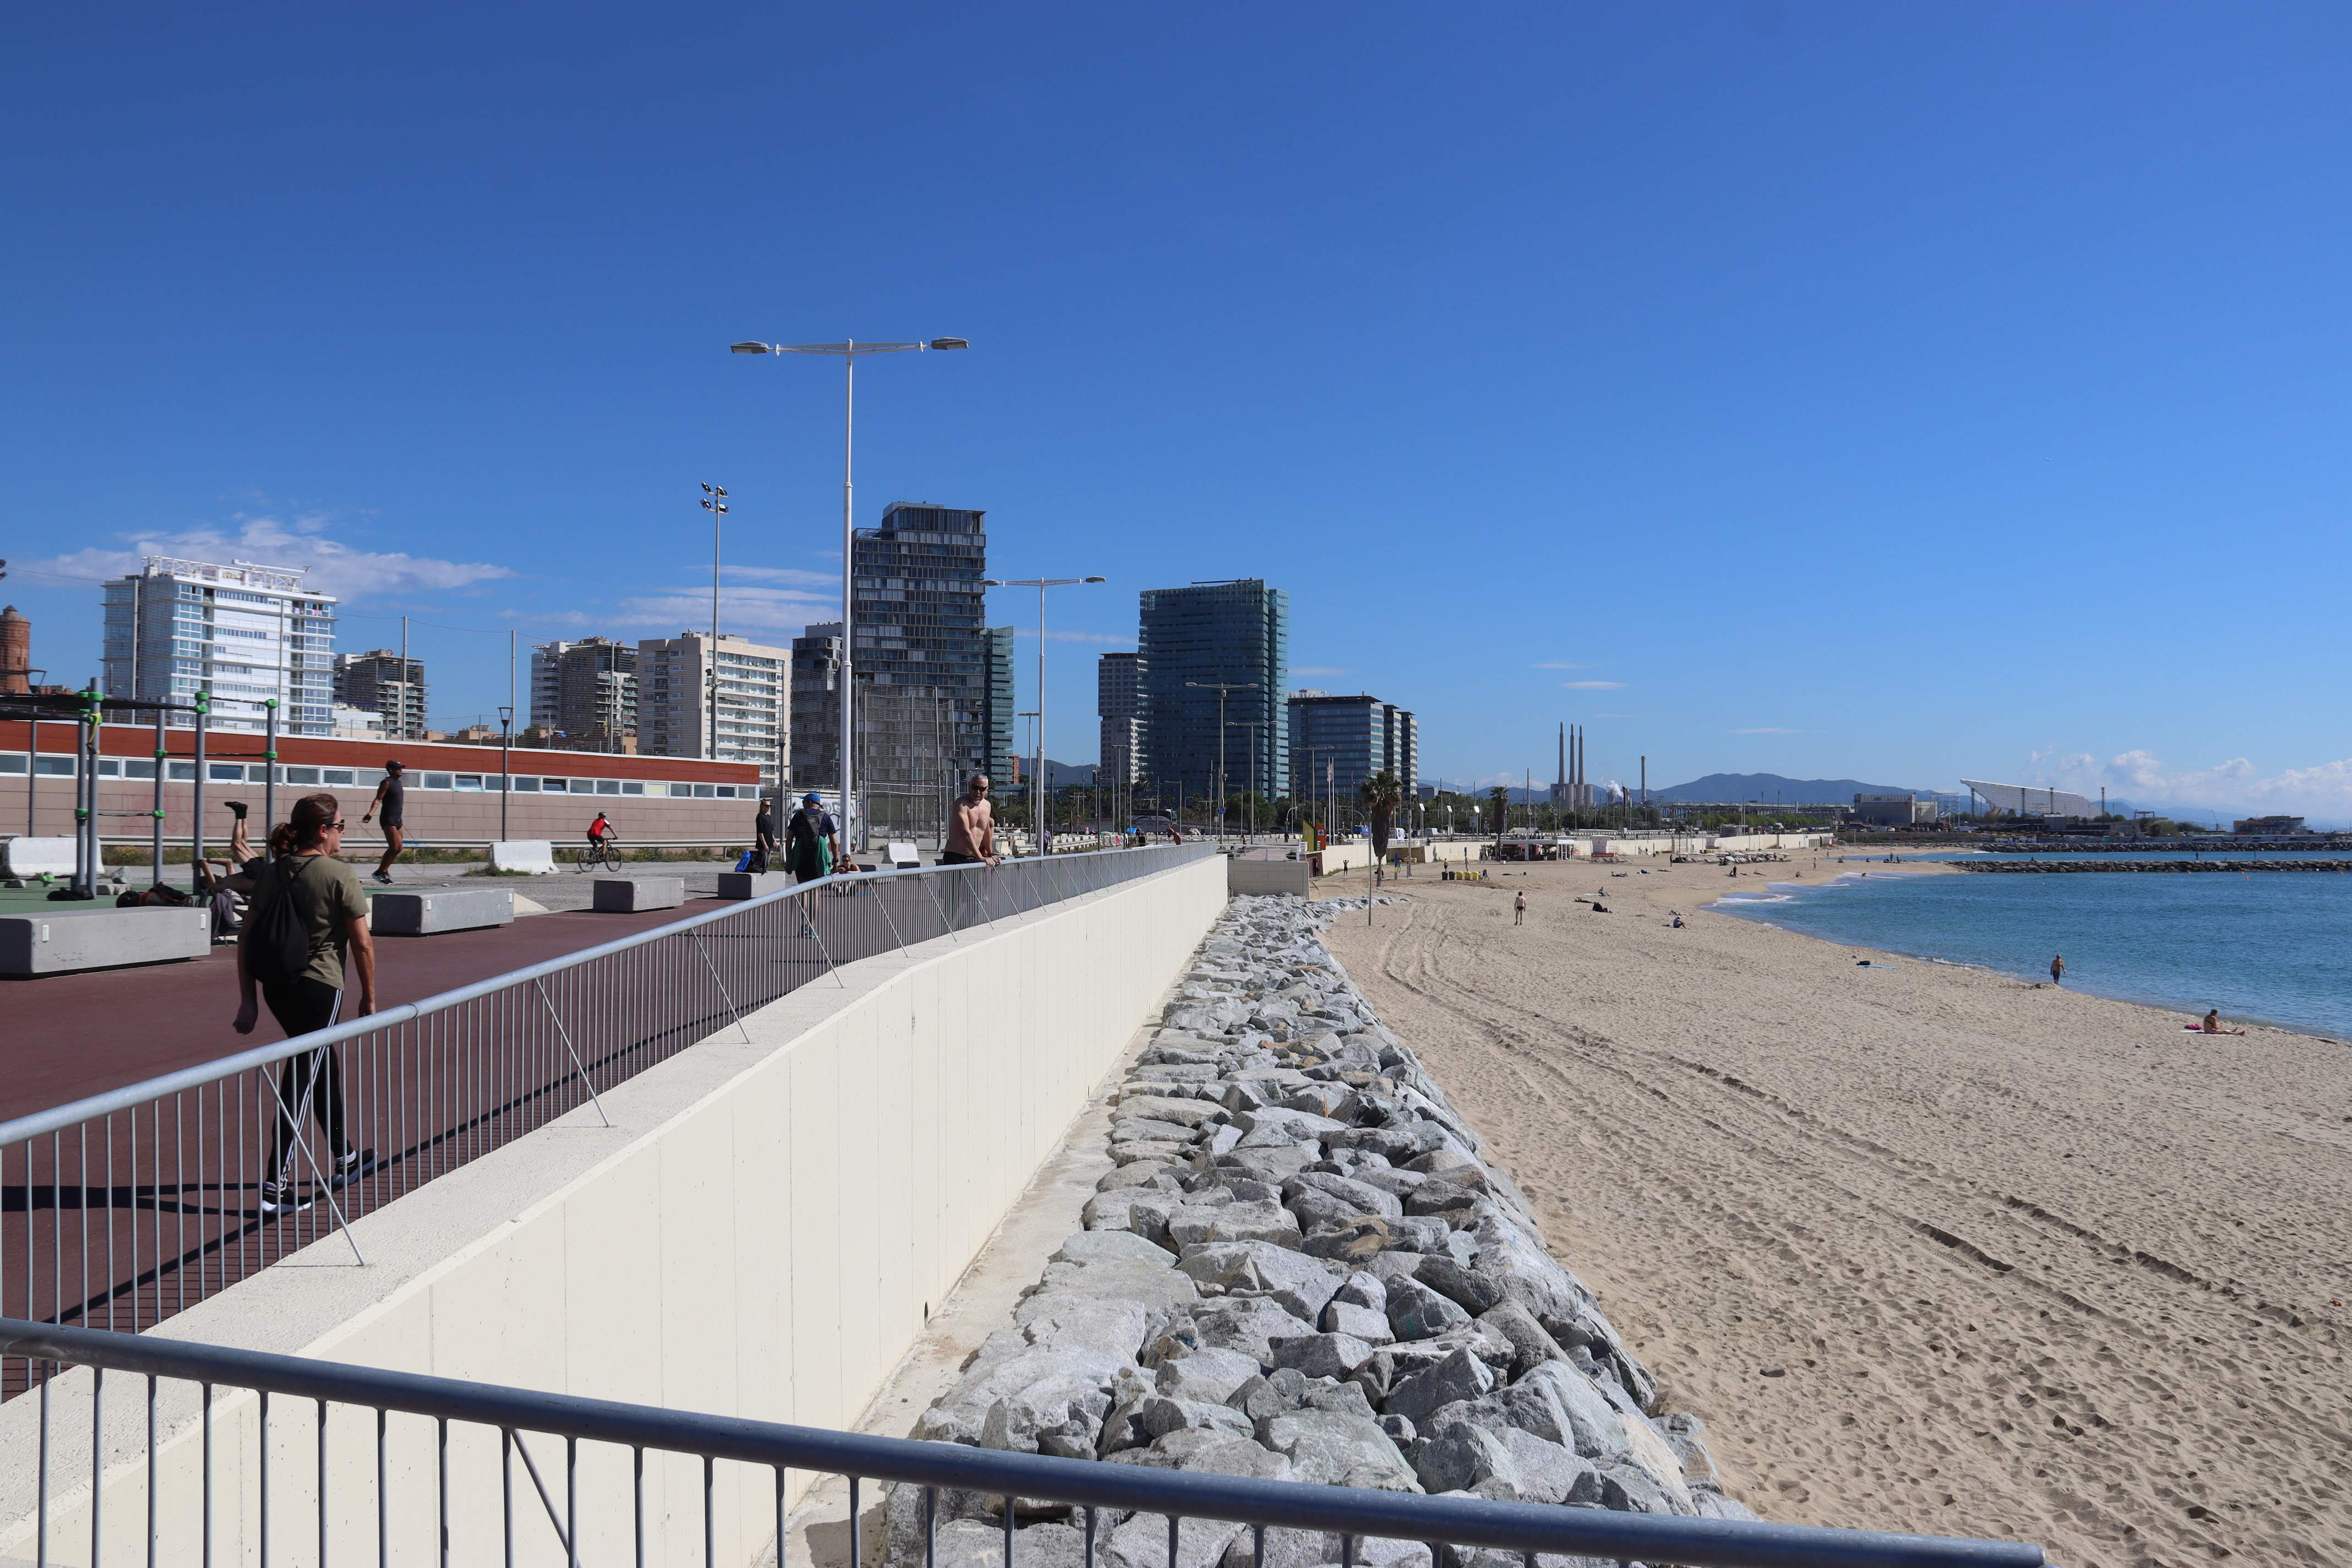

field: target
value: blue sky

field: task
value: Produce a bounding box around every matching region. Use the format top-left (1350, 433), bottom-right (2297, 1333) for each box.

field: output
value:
top-left (7, 4), bottom-right (2350, 815)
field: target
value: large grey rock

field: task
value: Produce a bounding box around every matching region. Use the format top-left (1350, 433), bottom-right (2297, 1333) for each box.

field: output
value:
top-left (1153, 1346), bottom-right (1262, 1403)
top-left (1512, 1363), bottom-right (1632, 1462)
top-left (1113, 1116), bottom-right (1202, 1145)
top-left (1020, 1299), bottom-right (1152, 1359)
top-left (1167, 1200), bottom-right (1302, 1249)
top-left (1031, 1258), bottom-right (1200, 1314)
top-left (1176, 1242), bottom-right (1342, 1324)
top-left (1223, 1533), bottom-right (1431, 1568)
top-left (1267, 1332), bottom-right (1379, 1380)
top-left (1383, 1348), bottom-right (1494, 1426)
top-left (1409, 1423), bottom-right (1520, 1495)
top-left (1098, 1392), bottom-right (1256, 1455)
top-left (1286, 1170), bottom-right (1405, 1220)
top-left (1189, 1296), bottom-right (1318, 1363)
top-left (1477, 1298), bottom-right (1567, 1378)
top-left (1415, 1256), bottom-right (1506, 1315)
top-left (1053, 1230), bottom-right (1176, 1267)
top-left (1321, 1299), bottom-right (1394, 1344)
top-left (1107, 1428), bottom-right (1293, 1481)
top-left (1103, 1512), bottom-right (1245, 1568)
top-left (1488, 1427), bottom-right (1599, 1505)
top-left (1386, 1275), bottom-right (1473, 1341)
top-left (981, 1373), bottom-right (1116, 1458)
top-left (1259, 1411), bottom-right (1422, 1491)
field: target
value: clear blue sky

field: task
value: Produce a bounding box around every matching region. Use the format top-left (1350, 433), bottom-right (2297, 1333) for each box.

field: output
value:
top-left (8, 4), bottom-right (2350, 815)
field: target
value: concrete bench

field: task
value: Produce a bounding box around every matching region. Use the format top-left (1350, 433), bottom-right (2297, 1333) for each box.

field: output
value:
top-left (0, 906), bottom-right (211, 977)
top-left (2, 836), bottom-right (78, 879)
top-left (716, 870), bottom-right (794, 900)
top-left (489, 840), bottom-right (557, 875)
top-left (370, 887), bottom-right (515, 937)
top-left (885, 842), bottom-right (922, 870)
top-left (592, 876), bottom-right (685, 913)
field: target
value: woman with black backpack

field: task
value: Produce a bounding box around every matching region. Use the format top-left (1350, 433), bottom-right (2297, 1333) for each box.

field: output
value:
top-left (231, 792), bottom-right (376, 1216)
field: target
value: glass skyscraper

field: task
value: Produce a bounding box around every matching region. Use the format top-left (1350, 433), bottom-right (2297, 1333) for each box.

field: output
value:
top-left (1286, 692), bottom-right (1418, 803)
top-left (1137, 579), bottom-right (1287, 805)
top-left (847, 503), bottom-right (989, 834)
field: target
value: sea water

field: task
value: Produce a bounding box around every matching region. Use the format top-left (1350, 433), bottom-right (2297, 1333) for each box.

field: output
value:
top-left (1718, 852), bottom-right (2352, 1039)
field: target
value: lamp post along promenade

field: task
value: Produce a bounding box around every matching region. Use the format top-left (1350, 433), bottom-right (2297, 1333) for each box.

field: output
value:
top-left (984, 575), bottom-right (1107, 853)
top-left (730, 335), bottom-right (967, 849)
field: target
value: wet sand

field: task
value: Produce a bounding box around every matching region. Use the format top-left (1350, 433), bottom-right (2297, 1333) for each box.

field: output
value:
top-left (1321, 853), bottom-right (2352, 1568)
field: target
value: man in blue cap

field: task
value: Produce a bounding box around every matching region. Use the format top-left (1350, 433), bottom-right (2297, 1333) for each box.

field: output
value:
top-left (785, 791), bottom-right (846, 883)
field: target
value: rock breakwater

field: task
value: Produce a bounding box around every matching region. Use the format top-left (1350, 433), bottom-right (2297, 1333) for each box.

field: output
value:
top-left (887, 895), bottom-right (1747, 1568)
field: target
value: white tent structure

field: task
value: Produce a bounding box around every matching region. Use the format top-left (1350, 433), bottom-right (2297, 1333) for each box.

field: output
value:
top-left (1961, 779), bottom-right (2097, 818)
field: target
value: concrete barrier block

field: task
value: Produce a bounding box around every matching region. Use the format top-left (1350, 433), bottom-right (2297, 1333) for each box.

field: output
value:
top-left (592, 876), bottom-right (685, 912)
top-left (2, 836), bottom-right (78, 878)
top-left (1227, 858), bottom-right (1311, 897)
top-left (716, 871), bottom-right (794, 900)
top-left (0, 906), bottom-right (211, 977)
top-left (489, 840), bottom-right (557, 874)
top-left (371, 887), bottom-right (515, 937)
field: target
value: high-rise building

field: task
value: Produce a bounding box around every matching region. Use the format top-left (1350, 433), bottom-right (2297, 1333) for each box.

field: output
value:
top-left (849, 502), bottom-right (990, 833)
top-left (547, 637), bottom-right (638, 752)
top-left (1097, 651), bottom-right (1142, 786)
top-left (636, 631), bottom-right (790, 783)
top-left (1, 605), bottom-right (30, 695)
top-left (1137, 579), bottom-right (1287, 804)
top-left (100, 557), bottom-right (339, 736)
top-left (529, 640), bottom-right (573, 733)
top-left (332, 650), bottom-right (427, 741)
top-left (1286, 692), bottom-right (1417, 804)
top-left (788, 623), bottom-right (845, 793)
top-left (983, 625), bottom-right (1015, 786)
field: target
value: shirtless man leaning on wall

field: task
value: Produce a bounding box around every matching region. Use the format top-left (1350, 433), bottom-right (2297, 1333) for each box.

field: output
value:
top-left (942, 774), bottom-right (1001, 867)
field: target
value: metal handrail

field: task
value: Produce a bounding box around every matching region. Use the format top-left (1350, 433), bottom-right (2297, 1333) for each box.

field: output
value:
top-left (1, 843), bottom-right (1218, 1398)
top-left (0, 845), bottom-right (1209, 1147)
top-left (0, 1317), bottom-right (2045, 1568)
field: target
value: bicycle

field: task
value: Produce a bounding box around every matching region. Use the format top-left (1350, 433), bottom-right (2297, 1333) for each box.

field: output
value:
top-left (575, 832), bottom-right (623, 873)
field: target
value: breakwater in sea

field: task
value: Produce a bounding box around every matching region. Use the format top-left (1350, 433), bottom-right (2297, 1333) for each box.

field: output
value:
top-left (1956, 859), bottom-right (2352, 874)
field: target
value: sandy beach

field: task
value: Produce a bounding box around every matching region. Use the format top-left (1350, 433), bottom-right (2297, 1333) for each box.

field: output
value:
top-left (1321, 853), bottom-right (2352, 1568)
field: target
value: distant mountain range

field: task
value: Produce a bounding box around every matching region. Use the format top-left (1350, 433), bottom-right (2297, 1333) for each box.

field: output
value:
top-left (1649, 772), bottom-right (1925, 804)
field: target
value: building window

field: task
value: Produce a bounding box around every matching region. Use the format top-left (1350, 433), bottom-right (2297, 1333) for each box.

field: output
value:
top-left (324, 769), bottom-right (356, 786)
top-left (596, 778), bottom-right (620, 795)
top-left (423, 773), bottom-right (454, 791)
top-left (514, 777), bottom-right (541, 793)
top-left (455, 775), bottom-right (483, 791)
top-left (622, 780), bottom-right (644, 795)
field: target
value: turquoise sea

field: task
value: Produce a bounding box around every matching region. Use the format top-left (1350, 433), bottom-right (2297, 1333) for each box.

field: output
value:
top-left (1716, 851), bottom-right (2352, 1040)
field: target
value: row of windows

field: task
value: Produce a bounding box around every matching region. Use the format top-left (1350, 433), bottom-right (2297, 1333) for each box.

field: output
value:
top-left (2, 753), bottom-right (760, 799)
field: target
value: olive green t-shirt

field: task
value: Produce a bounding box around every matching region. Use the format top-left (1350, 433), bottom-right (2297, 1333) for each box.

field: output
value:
top-left (251, 853), bottom-right (371, 989)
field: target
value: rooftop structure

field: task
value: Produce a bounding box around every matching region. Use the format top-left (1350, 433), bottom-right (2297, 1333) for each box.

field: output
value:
top-left (1961, 779), bottom-right (2096, 819)
top-left (100, 556), bottom-right (339, 736)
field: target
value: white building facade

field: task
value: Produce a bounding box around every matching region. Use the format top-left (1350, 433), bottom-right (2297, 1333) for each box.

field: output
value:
top-left (636, 631), bottom-right (790, 785)
top-left (101, 557), bottom-right (339, 736)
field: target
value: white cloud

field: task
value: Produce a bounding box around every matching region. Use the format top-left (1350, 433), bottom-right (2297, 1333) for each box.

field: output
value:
top-left (1732, 727), bottom-right (1807, 735)
top-left (29, 511), bottom-right (509, 600)
top-left (1292, 665), bottom-right (1349, 677)
top-left (1560, 680), bottom-right (1625, 690)
top-left (2031, 746), bottom-right (2352, 818)
top-left (613, 584), bottom-right (832, 634)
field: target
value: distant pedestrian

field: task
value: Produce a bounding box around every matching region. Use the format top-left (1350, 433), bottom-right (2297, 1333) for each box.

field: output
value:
top-left (231, 793), bottom-right (374, 1216)
top-left (942, 775), bottom-right (1001, 867)
top-left (786, 792), bottom-right (845, 883)
top-left (752, 796), bottom-right (779, 874)
top-left (2051, 954), bottom-right (2065, 986)
top-left (358, 760), bottom-right (407, 885)
top-left (1513, 890), bottom-right (1526, 925)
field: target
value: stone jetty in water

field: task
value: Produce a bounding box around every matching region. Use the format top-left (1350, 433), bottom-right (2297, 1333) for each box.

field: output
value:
top-left (886, 894), bottom-right (1747, 1568)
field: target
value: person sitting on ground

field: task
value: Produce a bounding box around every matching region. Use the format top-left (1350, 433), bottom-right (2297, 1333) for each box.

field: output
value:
top-left (1670, 910), bottom-right (1685, 928)
top-left (2201, 1008), bottom-right (2245, 1036)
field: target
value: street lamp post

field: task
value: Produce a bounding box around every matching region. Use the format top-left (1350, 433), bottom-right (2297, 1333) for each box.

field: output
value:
top-left (1186, 680), bottom-right (1258, 845)
top-left (982, 575), bottom-right (1106, 854)
top-left (700, 484), bottom-right (728, 763)
top-left (497, 704), bottom-right (514, 841)
top-left (731, 335), bottom-right (967, 851)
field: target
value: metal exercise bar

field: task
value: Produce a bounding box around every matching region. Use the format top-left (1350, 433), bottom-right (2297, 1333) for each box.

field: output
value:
top-left (0, 843), bottom-right (1216, 1400)
top-left (1, 1317), bottom-right (2046, 1568)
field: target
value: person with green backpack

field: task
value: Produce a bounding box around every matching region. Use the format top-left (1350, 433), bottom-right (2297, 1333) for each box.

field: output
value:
top-left (231, 792), bottom-right (376, 1216)
top-left (785, 791), bottom-right (846, 883)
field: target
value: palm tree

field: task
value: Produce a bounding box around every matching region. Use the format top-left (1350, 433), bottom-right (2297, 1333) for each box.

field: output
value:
top-left (1359, 770), bottom-right (1404, 860)
top-left (1488, 785), bottom-right (1512, 852)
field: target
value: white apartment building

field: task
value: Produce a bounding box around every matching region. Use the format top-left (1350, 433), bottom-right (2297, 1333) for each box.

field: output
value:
top-left (529, 639), bottom-right (571, 733)
top-left (101, 557), bottom-right (339, 736)
top-left (636, 631), bottom-right (790, 783)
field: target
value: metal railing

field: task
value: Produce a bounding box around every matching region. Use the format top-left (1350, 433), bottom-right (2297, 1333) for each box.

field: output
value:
top-left (0, 843), bottom-right (1216, 1401)
top-left (0, 1317), bottom-right (2046, 1568)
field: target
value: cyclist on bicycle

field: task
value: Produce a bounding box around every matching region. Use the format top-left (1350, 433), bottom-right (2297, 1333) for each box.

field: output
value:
top-left (587, 810), bottom-right (613, 852)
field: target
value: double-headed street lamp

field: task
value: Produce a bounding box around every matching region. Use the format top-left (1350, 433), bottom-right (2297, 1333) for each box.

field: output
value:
top-left (982, 575), bottom-right (1107, 854)
top-left (1186, 680), bottom-right (1258, 842)
top-left (730, 336), bottom-right (967, 849)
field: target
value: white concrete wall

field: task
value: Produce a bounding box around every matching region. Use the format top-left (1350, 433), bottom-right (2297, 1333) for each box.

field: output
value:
top-left (0, 853), bottom-right (1229, 1568)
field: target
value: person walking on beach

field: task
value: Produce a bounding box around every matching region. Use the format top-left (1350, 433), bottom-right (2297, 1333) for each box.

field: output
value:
top-left (231, 793), bottom-right (375, 1216)
top-left (2050, 954), bottom-right (2066, 986)
top-left (1513, 890), bottom-right (1526, 925)
top-left (358, 760), bottom-right (406, 885)
top-left (942, 774), bottom-right (1000, 867)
